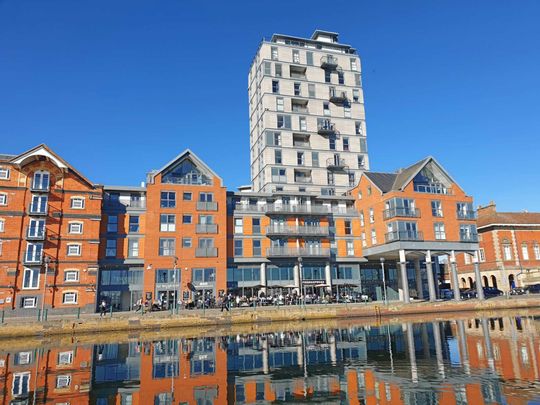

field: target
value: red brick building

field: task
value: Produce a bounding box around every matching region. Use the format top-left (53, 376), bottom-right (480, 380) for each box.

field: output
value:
top-left (0, 144), bottom-right (102, 314)
top-left (456, 202), bottom-right (540, 292)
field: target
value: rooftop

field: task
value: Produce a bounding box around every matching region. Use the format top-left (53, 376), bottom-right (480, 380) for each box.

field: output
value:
top-left (478, 202), bottom-right (540, 228)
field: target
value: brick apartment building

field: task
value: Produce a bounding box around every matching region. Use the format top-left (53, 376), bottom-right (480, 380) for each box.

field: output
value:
top-left (456, 201), bottom-right (540, 292)
top-left (0, 144), bottom-right (102, 315)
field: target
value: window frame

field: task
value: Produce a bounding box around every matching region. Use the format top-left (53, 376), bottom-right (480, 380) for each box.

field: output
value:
top-left (68, 221), bottom-right (83, 234)
top-left (70, 197), bottom-right (85, 209)
top-left (64, 270), bottom-right (80, 283)
top-left (62, 292), bottom-right (78, 305)
top-left (66, 244), bottom-right (81, 256)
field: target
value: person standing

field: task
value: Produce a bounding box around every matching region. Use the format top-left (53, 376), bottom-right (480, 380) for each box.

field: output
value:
top-left (221, 294), bottom-right (230, 312)
top-left (99, 300), bottom-right (107, 317)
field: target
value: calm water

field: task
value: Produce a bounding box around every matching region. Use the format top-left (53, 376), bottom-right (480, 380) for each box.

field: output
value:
top-left (1, 315), bottom-right (540, 404)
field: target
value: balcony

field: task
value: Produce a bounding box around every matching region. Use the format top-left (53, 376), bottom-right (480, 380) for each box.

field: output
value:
top-left (28, 205), bottom-right (48, 216)
top-left (383, 207), bottom-right (421, 220)
top-left (329, 89), bottom-right (348, 105)
top-left (457, 211), bottom-right (476, 220)
top-left (460, 233), bottom-right (479, 243)
top-left (326, 157), bottom-right (347, 170)
top-left (195, 247), bottom-right (218, 257)
top-left (294, 177), bottom-right (312, 184)
top-left (317, 121), bottom-right (337, 136)
top-left (320, 56), bottom-right (339, 70)
top-left (267, 247), bottom-right (331, 258)
top-left (266, 225), bottom-right (330, 237)
top-left (104, 199), bottom-right (146, 209)
top-left (234, 203), bottom-right (267, 213)
top-left (196, 224), bottom-right (218, 234)
top-left (197, 201), bottom-right (218, 211)
top-left (385, 231), bottom-right (424, 243)
top-left (30, 184), bottom-right (50, 193)
top-left (266, 204), bottom-right (330, 216)
top-left (23, 254), bottom-right (43, 265)
top-left (26, 227), bottom-right (46, 241)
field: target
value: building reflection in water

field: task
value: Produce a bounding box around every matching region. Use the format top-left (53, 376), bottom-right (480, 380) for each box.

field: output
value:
top-left (0, 315), bottom-right (539, 404)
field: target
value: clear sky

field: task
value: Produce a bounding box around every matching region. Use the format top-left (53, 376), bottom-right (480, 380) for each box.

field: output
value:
top-left (1, 1), bottom-right (539, 211)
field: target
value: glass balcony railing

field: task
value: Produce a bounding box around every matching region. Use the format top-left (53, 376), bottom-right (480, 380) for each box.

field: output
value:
top-left (383, 207), bottom-right (420, 220)
top-left (460, 233), bottom-right (479, 242)
top-left (320, 56), bottom-right (339, 69)
top-left (457, 211), bottom-right (476, 220)
top-left (26, 226), bottom-right (46, 240)
top-left (28, 204), bottom-right (48, 216)
top-left (385, 230), bottom-right (424, 243)
top-left (266, 225), bottom-right (330, 237)
top-left (267, 247), bottom-right (330, 258)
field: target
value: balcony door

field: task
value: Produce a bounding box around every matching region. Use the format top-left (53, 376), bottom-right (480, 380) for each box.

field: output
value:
top-left (30, 195), bottom-right (48, 213)
top-left (28, 219), bottom-right (45, 237)
top-left (32, 171), bottom-right (50, 190)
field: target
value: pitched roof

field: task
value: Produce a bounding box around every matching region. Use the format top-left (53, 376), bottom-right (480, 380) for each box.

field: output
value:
top-left (150, 149), bottom-right (223, 183)
top-left (363, 172), bottom-right (397, 193)
top-left (478, 211), bottom-right (540, 228)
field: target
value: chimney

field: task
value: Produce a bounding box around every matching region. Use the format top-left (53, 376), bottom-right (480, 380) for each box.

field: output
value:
top-left (477, 201), bottom-right (496, 215)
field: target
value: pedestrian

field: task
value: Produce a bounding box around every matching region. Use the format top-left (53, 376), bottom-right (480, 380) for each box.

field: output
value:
top-left (221, 295), bottom-right (230, 312)
top-left (135, 298), bottom-right (142, 312)
top-left (99, 300), bottom-right (107, 317)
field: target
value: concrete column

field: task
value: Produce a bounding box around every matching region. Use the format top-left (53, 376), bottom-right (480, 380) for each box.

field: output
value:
top-left (399, 250), bottom-right (410, 303)
top-left (293, 265), bottom-right (300, 295)
top-left (426, 251), bottom-right (437, 302)
top-left (481, 318), bottom-right (496, 372)
top-left (450, 251), bottom-right (461, 301)
top-left (296, 334), bottom-right (304, 367)
top-left (404, 323), bottom-right (418, 382)
top-left (260, 262), bottom-right (267, 296)
top-left (432, 321), bottom-right (445, 378)
top-left (325, 262), bottom-right (332, 294)
top-left (457, 319), bottom-right (470, 375)
top-left (329, 334), bottom-right (337, 365)
top-left (421, 324), bottom-right (430, 358)
top-left (262, 337), bottom-right (269, 374)
top-left (472, 252), bottom-right (485, 300)
top-left (414, 258), bottom-right (424, 299)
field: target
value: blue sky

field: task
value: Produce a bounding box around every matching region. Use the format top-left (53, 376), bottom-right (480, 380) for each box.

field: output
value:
top-left (1, 1), bottom-right (539, 211)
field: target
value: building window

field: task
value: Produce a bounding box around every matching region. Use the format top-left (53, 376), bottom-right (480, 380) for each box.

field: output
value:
top-left (350, 58), bottom-right (358, 71)
top-left (371, 229), bottom-right (377, 245)
top-left (323, 102), bottom-right (330, 116)
top-left (32, 171), bottom-right (50, 191)
top-left (360, 211), bottom-right (365, 226)
top-left (12, 372), bottom-right (30, 396)
top-left (23, 267), bottom-right (40, 289)
top-left (62, 292), bottom-right (77, 304)
top-left (0, 193), bottom-right (6, 205)
top-left (354, 73), bottom-right (362, 87)
top-left (253, 240), bottom-right (261, 256)
top-left (327, 171), bottom-right (334, 185)
top-left (70, 197), bottom-right (85, 209)
top-left (434, 223), bottom-right (446, 240)
top-left (0, 167), bottom-right (9, 180)
top-left (369, 208), bottom-right (375, 223)
top-left (275, 63), bottom-right (282, 77)
top-left (56, 375), bottom-right (71, 388)
top-left (329, 136), bottom-right (336, 150)
top-left (358, 155), bottom-right (365, 169)
top-left (271, 46), bottom-right (278, 60)
top-left (464, 254), bottom-right (471, 264)
top-left (252, 218), bottom-right (261, 233)
top-left (344, 220), bottom-right (352, 235)
top-left (431, 201), bottom-right (443, 217)
top-left (182, 237), bottom-right (192, 248)
top-left (344, 105), bottom-right (351, 118)
top-left (160, 214), bottom-right (176, 232)
top-left (353, 89), bottom-right (360, 102)
top-left (277, 114), bottom-right (291, 129)
top-left (182, 192), bottom-right (192, 201)
top-left (160, 192), bottom-right (176, 208)
top-left (64, 270), bottom-right (79, 282)
top-left (325, 70), bottom-right (331, 83)
top-left (182, 214), bottom-right (192, 224)
top-left (58, 351), bottom-right (73, 365)
top-left (294, 82), bottom-right (301, 96)
top-left (306, 51), bottom-right (313, 65)
top-left (129, 215), bottom-right (139, 232)
top-left (522, 244), bottom-right (529, 260)
top-left (21, 297), bottom-right (37, 308)
top-left (267, 131), bottom-right (281, 146)
top-left (107, 215), bottom-right (118, 233)
top-left (159, 238), bottom-right (175, 256)
top-left (355, 121), bottom-right (362, 135)
top-left (106, 239), bottom-right (117, 257)
top-left (274, 149), bottom-right (282, 164)
top-left (479, 248), bottom-right (486, 262)
top-left (128, 239), bottom-right (139, 257)
top-left (534, 244), bottom-right (540, 260)
top-left (502, 243), bottom-right (512, 260)
top-left (292, 49), bottom-right (300, 63)
top-left (68, 222), bottom-right (83, 234)
top-left (299, 116), bottom-right (307, 131)
top-left (67, 244), bottom-right (81, 256)
top-left (0, 218), bottom-right (4, 233)
top-left (343, 137), bottom-right (349, 151)
top-left (312, 152), bottom-right (319, 167)
top-left (276, 97), bottom-right (284, 111)
top-left (234, 218), bottom-right (243, 234)
top-left (297, 152), bottom-right (304, 165)
top-left (361, 232), bottom-right (367, 247)
top-left (234, 240), bottom-right (243, 256)
top-left (272, 80), bottom-right (279, 94)
top-left (346, 241), bottom-right (355, 256)
top-left (271, 167), bottom-right (287, 182)
top-left (264, 61), bottom-right (271, 75)
top-left (25, 242), bottom-right (42, 263)
top-left (308, 83), bottom-right (315, 97)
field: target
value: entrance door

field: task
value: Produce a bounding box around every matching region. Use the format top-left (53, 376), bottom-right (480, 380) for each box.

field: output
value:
top-left (157, 290), bottom-right (177, 309)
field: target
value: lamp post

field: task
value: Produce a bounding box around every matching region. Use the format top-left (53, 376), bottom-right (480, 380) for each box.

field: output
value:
top-left (380, 257), bottom-right (388, 305)
top-left (298, 257), bottom-right (304, 307)
top-left (173, 256), bottom-right (179, 311)
top-left (40, 256), bottom-right (51, 321)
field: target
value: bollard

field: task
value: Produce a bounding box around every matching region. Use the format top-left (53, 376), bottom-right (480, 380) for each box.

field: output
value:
top-left (1, 310), bottom-right (4, 324)
top-left (77, 308), bottom-right (81, 319)
top-left (44, 308), bottom-right (48, 321)
top-left (37, 309), bottom-right (42, 321)
top-left (110, 305), bottom-right (113, 318)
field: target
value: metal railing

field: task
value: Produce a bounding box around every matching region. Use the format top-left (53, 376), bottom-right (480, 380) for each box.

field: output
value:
top-left (196, 224), bottom-right (218, 234)
top-left (326, 158), bottom-right (346, 169)
top-left (266, 225), bottom-right (330, 237)
top-left (266, 204), bottom-right (330, 215)
top-left (267, 247), bottom-right (331, 257)
top-left (457, 211), bottom-right (476, 220)
top-left (385, 230), bottom-right (424, 242)
top-left (329, 89), bottom-right (348, 104)
top-left (317, 121), bottom-right (336, 135)
top-left (195, 247), bottom-right (218, 257)
top-left (383, 207), bottom-right (421, 220)
top-left (197, 201), bottom-right (218, 211)
top-left (30, 184), bottom-right (50, 192)
top-left (23, 253), bottom-right (43, 265)
top-left (28, 205), bottom-right (48, 216)
top-left (460, 233), bottom-right (479, 242)
top-left (26, 226), bottom-right (46, 240)
top-left (320, 55), bottom-right (339, 69)
top-left (233, 204), bottom-right (267, 213)
top-left (104, 199), bottom-right (146, 209)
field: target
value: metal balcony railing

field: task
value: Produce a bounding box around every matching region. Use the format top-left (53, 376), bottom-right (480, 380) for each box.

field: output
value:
top-left (385, 231), bottom-right (424, 243)
top-left (30, 184), bottom-right (50, 192)
top-left (195, 247), bottom-right (218, 257)
top-left (196, 224), bottom-right (218, 234)
top-left (233, 204), bottom-right (267, 213)
top-left (265, 225), bottom-right (330, 237)
top-left (317, 121), bottom-right (336, 136)
top-left (383, 207), bottom-right (421, 220)
top-left (28, 205), bottom-right (48, 216)
top-left (326, 158), bottom-right (347, 170)
top-left (266, 204), bottom-right (330, 215)
top-left (26, 226), bottom-right (46, 241)
top-left (329, 89), bottom-right (348, 105)
top-left (24, 253), bottom-right (43, 265)
top-left (460, 233), bottom-right (479, 242)
top-left (266, 247), bottom-right (331, 258)
top-left (457, 211), bottom-right (476, 220)
top-left (197, 201), bottom-right (218, 211)
top-left (320, 55), bottom-right (339, 69)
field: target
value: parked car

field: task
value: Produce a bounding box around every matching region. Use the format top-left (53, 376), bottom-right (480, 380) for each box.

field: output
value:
top-left (439, 289), bottom-right (453, 300)
top-left (510, 287), bottom-right (527, 295)
top-left (526, 284), bottom-right (540, 294)
top-left (483, 287), bottom-right (504, 298)
top-left (461, 289), bottom-right (477, 299)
